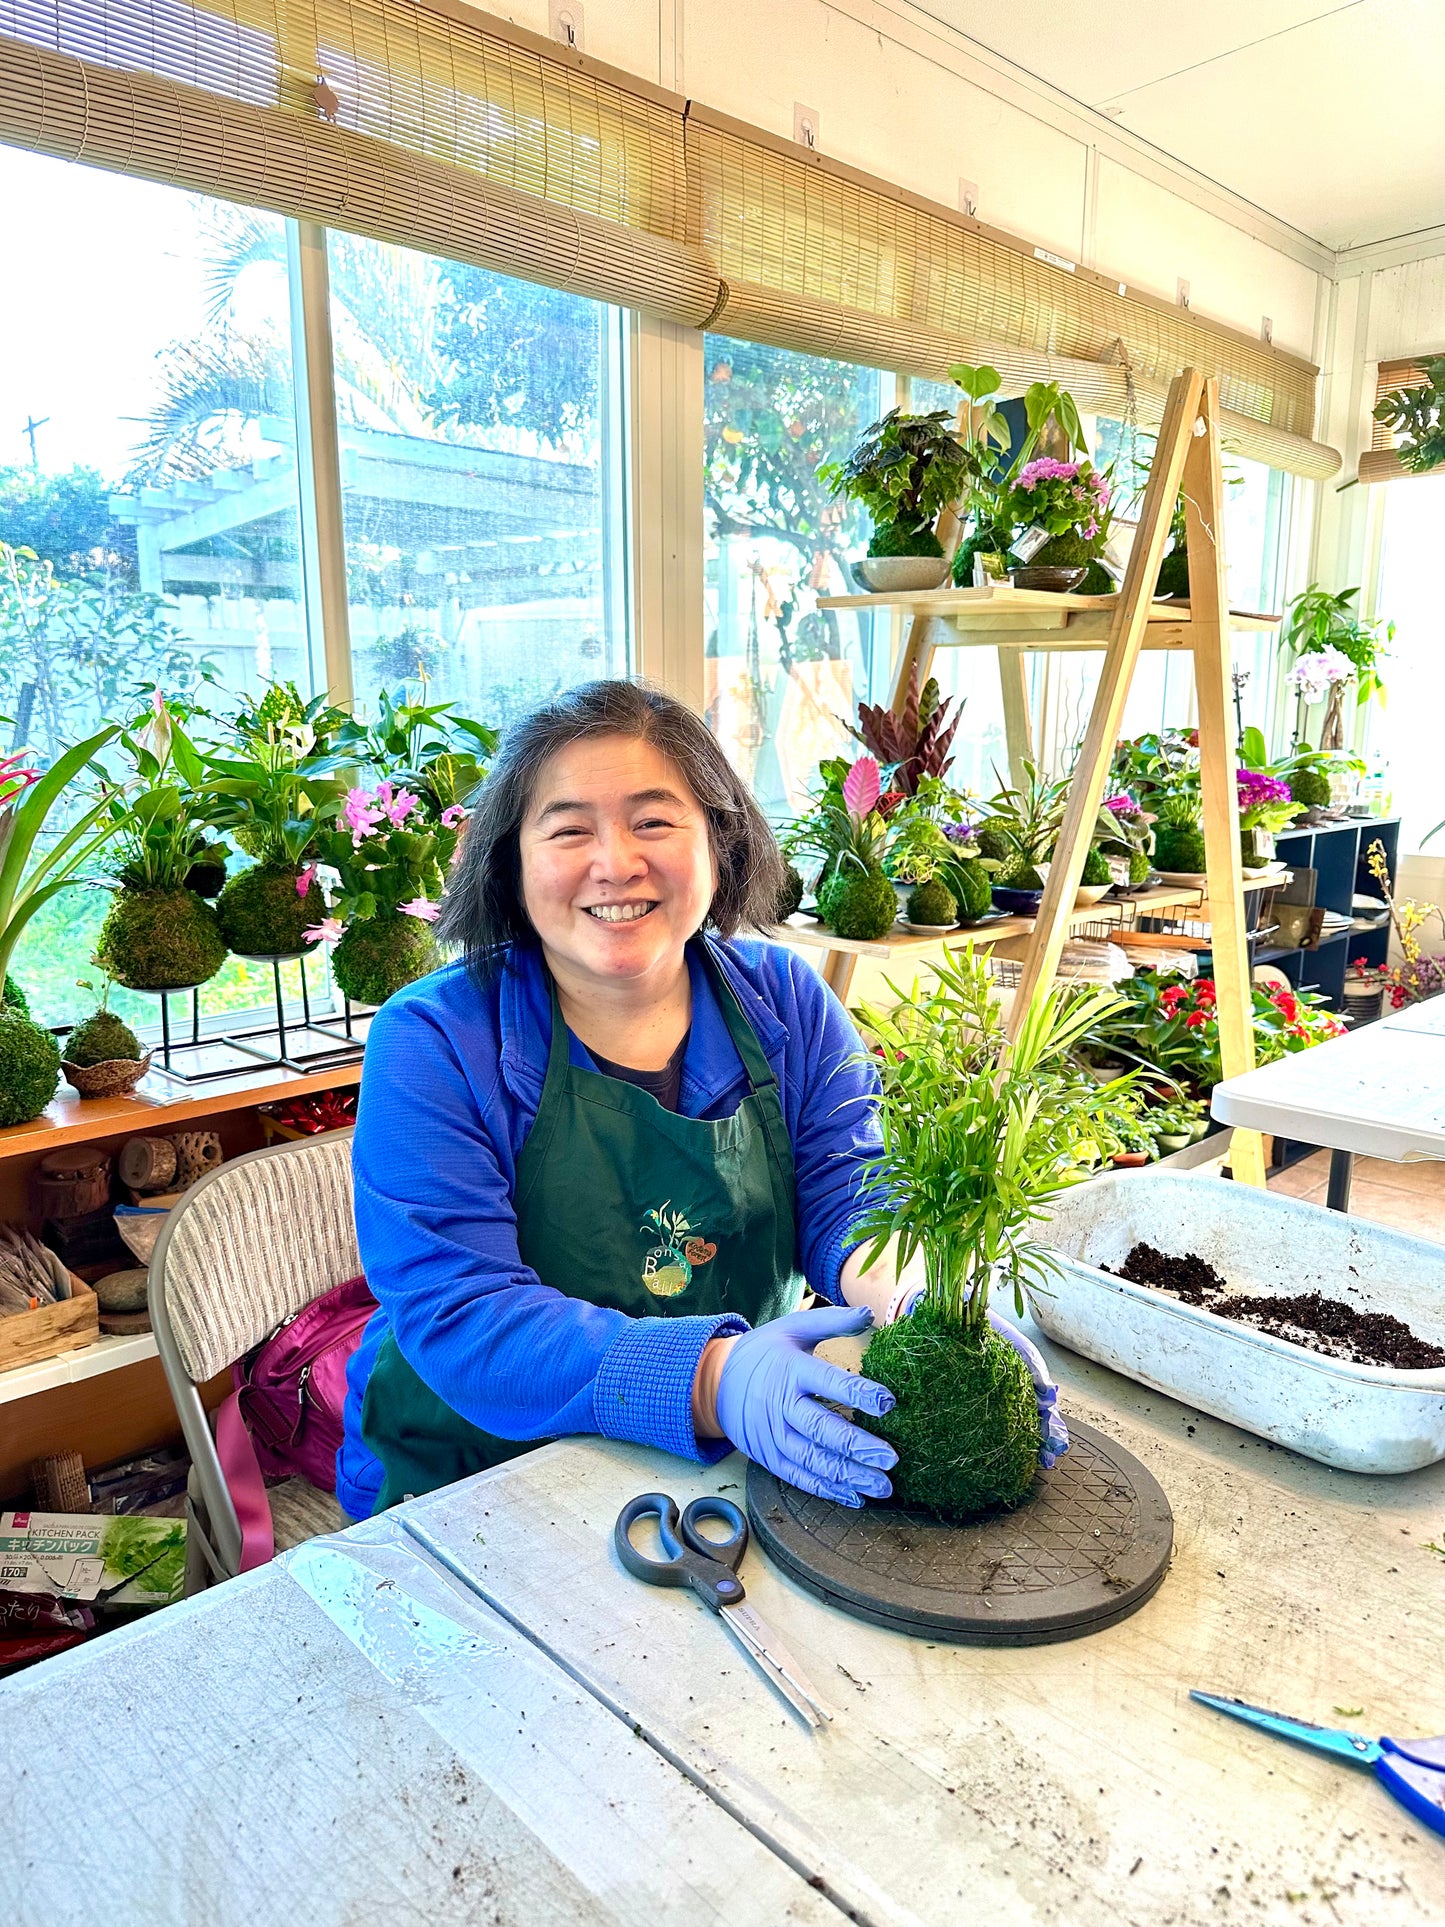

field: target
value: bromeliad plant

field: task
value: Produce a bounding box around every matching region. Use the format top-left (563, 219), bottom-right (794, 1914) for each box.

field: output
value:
top-left (852, 948), bottom-right (1123, 1517)
top-left (792, 757), bottom-right (899, 940)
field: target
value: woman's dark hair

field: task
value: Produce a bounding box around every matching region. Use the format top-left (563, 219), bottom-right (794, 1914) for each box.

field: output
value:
top-left (439, 679), bottom-right (788, 981)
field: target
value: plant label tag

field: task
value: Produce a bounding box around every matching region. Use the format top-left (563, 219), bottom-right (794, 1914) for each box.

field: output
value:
top-left (1013, 526), bottom-right (1051, 563)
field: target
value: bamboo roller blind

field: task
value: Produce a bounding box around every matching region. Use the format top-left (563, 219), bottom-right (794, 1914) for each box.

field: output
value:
top-left (1358, 357), bottom-right (1439, 485)
top-left (0, 0), bottom-right (1339, 478)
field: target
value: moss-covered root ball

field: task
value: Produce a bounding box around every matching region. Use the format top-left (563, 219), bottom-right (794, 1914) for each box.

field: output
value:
top-left (65, 1009), bottom-right (142, 1067)
top-left (0, 1009), bottom-right (61, 1127)
top-left (1289, 766), bottom-right (1332, 810)
top-left (827, 869), bottom-right (898, 940)
top-left (331, 914), bottom-right (440, 1007)
top-left (1080, 844), bottom-right (1113, 887)
top-left (96, 887), bottom-right (228, 991)
top-left (1152, 823), bottom-right (1207, 873)
top-left (216, 864), bottom-right (326, 959)
top-left (861, 1303), bottom-right (1043, 1518)
top-left (775, 862), bottom-right (805, 922)
top-left (2, 975), bottom-right (29, 1017)
top-left (906, 879), bottom-right (958, 927)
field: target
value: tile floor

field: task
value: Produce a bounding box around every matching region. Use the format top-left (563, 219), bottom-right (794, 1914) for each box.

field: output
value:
top-left (1267, 1147), bottom-right (1445, 1241)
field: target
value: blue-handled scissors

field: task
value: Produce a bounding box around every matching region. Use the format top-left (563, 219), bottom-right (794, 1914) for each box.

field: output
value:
top-left (1192, 1691), bottom-right (1445, 1837)
top-left (614, 1492), bottom-right (832, 1729)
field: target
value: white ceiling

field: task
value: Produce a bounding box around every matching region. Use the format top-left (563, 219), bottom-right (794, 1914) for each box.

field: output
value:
top-left (910, 0), bottom-right (1445, 251)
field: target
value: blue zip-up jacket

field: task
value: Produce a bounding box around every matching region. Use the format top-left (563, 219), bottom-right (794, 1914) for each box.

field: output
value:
top-left (337, 934), bottom-right (882, 1518)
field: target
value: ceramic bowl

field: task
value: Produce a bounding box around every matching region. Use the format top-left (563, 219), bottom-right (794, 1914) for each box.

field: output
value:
top-left (1011, 564), bottom-right (1087, 593)
top-left (1074, 883), bottom-right (1112, 908)
top-left (852, 555), bottom-right (950, 593)
top-left (991, 884), bottom-right (1045, 916)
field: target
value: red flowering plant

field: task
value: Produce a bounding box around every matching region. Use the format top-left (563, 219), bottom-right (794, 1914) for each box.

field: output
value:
top-left (1078, 969), bottom-right (1344, 1094)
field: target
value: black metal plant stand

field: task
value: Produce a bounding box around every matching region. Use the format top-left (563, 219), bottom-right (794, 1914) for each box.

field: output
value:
top-left (138, 956), bottom-right (367, 1088)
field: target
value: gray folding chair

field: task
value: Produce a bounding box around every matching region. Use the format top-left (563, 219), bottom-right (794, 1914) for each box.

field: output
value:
top-left (149, 1131), bottom-right (361, 1592)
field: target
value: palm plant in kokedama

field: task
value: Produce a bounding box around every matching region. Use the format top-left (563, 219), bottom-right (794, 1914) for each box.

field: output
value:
top-left (852, 948), bottom-right (1120, 1517)
top-left (95, 699), bottom-right (227, 992)
top-left (975, 762), bottom-right (1070, 891)
top-left (819, 409), bottom-right (973, 558)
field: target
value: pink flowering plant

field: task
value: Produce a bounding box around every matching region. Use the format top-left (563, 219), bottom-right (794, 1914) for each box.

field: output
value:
top-left (330, 688), bottom-right (497, 833)
top-left (311, 782), bottom-right (458, 930)
top-left (1001, 457), bottom-right (1113, 545)
top-left (1236, 768), bottom-right (1298, 836)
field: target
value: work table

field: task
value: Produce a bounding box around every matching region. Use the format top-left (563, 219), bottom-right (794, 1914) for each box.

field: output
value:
top-left (4, 1334), bottom-right (1442, 1926)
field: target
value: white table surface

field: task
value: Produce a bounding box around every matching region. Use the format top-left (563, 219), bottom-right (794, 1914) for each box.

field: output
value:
top-left (1211, 1003), bottom-right (1445, 1160)
top-left (0, 1513), bottom-right (835, 1927)
top-left (4, 1341), bottom-right (1444, 1927)
top-left (402, 1337), bottom-right (1445, 1927)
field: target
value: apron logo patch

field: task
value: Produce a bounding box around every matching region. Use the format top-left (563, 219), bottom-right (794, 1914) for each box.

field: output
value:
top-left (640, 1204), bottom-right (715, 1297)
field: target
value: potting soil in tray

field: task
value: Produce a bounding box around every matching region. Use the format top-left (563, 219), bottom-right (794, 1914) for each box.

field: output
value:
top-left (746, 1418), bottom-right (1173, 1646)
top-left (1105, 1241), bottom-right (1445, 1371)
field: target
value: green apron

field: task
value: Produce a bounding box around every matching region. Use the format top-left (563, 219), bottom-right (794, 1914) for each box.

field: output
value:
top-left (360, 943), bottom-right (804, 1508)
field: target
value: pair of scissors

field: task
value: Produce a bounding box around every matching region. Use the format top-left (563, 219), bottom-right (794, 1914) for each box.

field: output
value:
top-left (614, 1492), bottom-right (833, 1730)
top-left (1192, 1691), bottom-right (1445, 1837)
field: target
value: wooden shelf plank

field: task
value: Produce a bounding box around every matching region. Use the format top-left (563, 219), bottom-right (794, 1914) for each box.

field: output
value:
top-left (0, 1332), bottom-right (158, 1407)
top-left (815, 583), bottom-right (1280, 633)
top-left (0, 1055), bottom-right (363, 1160)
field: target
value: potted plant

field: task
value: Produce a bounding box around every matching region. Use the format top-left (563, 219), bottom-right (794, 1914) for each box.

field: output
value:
top-left (1076, 844), bottom-right (1114, 905)
top-left (852, 662), bottom-right (961, 797)
top-left (1236, 768), bottom-right (1298, 871)
top-left (789, 757), bottom-right (900, 940)
top-left (1371, 358), bottom-right (1445, 476)
top-left (1148, 1100), bottom-right (1199, 1156)
top-left (94, 700), bottom-right (227, 993)
top-left (311, 781), bottom-right (461, 1006)
top-left (1108, 1106), bottom-right (1158, 1168)
top-left (883, 777), bottom-right (991, 929)
top-left (974, 762), bottom-right (1068, 911)
top-left (61, 975), bottom-right (149, 1098)
top-left (945, 367), bottom-right (1089, 587)
top-left (1281, 584), bottom-right (1390, 718)
top-left (332, 686), bottom-right (497, 820)
top-left (851, 948), bottom-right (1121, 1516)
top-left (999, 456), bottom-right (1113, 591)
top-left (0, 731), bottom-right (123, 1125)
top-left (820, 409), bottom-right (973, 590)
top-left (204, 686), bottom-right (348, 958)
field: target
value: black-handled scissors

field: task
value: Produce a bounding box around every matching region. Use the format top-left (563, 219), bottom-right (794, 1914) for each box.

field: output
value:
top-left (614, 1492), bottom-right (832, 1728)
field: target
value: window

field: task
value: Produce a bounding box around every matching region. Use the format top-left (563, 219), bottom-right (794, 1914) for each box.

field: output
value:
top-left (0, 147), bottom-right (312, 1030)
top-left (704, 340), bottom-right (891, 823)
top-left (1372, 475), bottom-right (1445, 855)
top-left (328, 234), bottom-right (628, 734)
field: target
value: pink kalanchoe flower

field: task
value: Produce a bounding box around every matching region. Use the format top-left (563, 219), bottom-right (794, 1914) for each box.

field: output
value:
top-left (304, 916), bottom-right (347, 944)
top-left (440, 804), bottom-right (466, 830)
top-left (385, 788), bottom-right (420, 828)
top-left (1016, 457), bottom-right (1079, 490)
top-left (295, 862), bottom-right (318, 897)
top-left (1104, 792), bottom-right (1136, 815)
top-left (398, 897), bottom-right (440, 922)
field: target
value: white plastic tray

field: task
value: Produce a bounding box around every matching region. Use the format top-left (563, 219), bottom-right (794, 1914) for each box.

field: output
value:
top-left (1034, 1169), bottom-right (1445, 1473)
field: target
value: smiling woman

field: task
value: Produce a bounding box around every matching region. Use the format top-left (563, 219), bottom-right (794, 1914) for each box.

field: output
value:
top-left (337, 677), bottom-right (906, 1524)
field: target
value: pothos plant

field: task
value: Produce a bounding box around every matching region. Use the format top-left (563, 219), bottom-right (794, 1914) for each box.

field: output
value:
top-left (852, 948), bottom-right (1123, 1517)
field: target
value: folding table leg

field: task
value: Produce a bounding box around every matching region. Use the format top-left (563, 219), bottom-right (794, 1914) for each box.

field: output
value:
top-left (1326, 1149), bottom-right (1354, 1213)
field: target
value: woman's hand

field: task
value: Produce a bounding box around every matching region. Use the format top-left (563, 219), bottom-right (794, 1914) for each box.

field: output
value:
top-left (693, 1307), bottom-right (899, 1507)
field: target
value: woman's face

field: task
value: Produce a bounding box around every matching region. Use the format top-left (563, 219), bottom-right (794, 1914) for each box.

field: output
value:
top-left (519, 733), bottom-right (716, 988)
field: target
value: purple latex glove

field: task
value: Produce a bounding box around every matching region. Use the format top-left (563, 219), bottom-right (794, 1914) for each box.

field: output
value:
top-left (888, 1286), bottom-right (1068, 1469)
top-left (715, 1306), bottom-right (898, 1508)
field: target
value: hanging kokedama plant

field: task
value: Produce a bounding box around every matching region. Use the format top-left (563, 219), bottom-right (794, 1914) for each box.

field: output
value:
top-left (852, 949), bottom-right (1122, 1517)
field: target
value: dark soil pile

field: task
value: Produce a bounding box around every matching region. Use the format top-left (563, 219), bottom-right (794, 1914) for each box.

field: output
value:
top-left (1106, 1241), bottom-right (1445, 1371)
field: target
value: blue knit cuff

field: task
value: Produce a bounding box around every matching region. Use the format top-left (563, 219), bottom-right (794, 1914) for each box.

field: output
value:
top-left (593, 1313), bottom-right (749, 1463)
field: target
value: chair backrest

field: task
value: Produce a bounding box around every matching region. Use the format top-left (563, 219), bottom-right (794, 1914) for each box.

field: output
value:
top-left (149, 1132), bottom-right (360, 1584)
top-left (152, 1132), bottom-right (359, 1385)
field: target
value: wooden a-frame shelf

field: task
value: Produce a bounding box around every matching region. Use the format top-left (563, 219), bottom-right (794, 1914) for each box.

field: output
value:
top-left (817, 581), bottom-right (1279, 651)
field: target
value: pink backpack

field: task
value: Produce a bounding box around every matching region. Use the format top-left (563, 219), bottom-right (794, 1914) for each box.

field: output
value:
top-left (214, 1274), bottom-right (375, 1571)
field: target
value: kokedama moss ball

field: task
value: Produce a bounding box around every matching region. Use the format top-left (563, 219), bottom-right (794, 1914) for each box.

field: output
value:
top-left (997, 854), bottom-right (1046, 890)
top-left (775, 863), bottom-right (805, 921)
top-left (906, 879), bottom-right (957, 926)
top-left (951, 858), bottom-right (993, 923)
top-left (861, 1302), bottom-right (1043, 1518)
top-left (1153, 823), bottom-right (1207, 872)
top-left (97, 888), bottom-right (227, 991)
top-left (66, 1009), bottom-right (142, 1067)
top-left (868, 521), bottom-right (943, 559)
top-left (331, 914), bottom-right (440, 1006)
top-left (0, 1009), bottom-right (61, 1127)
top-left (216, 864), bottom-right (326, 958)
top-left (3, 975), bottom-right (28, 1017)
top-left (1128, 846), bottom-right (1152, 885)
top-left (973, 821), bottom-right (1013, 864)
top-left (1156, 546), bottom-right (1190, 598)
top-left (825, 868), bottom-right (898, 940)
top-left (1076, 559), bottom-right (1115, 595)
top-left (1080, 845), bottom-right (1112, 887)
top-left (1290, 766), bottom-right (1332, 809)
top-left (1031, 530), bottom-right (1092, 567)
